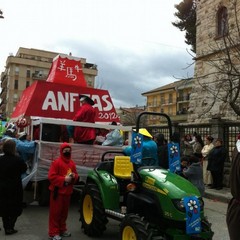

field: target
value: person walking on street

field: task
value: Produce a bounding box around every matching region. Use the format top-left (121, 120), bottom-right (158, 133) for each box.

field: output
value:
top-left (0, 139), bottom-right (27, 235)
top-left (201, 136), bottom-right (214, 186)
top-left (48, 142), bottom-right (79, 240)
top-left (207, 138), bottom-right (227, 190)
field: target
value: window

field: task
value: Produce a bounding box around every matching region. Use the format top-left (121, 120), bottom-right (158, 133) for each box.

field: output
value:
top-left (26, 81), bottom-right (30, 88)
top-left (13, 93), bottom-right (18, 102)
top-left (169, 93), bottom-right (173, 103)
top-left (26, 69), bottom-right (31, 78)
top-left (15, 66), bottom-right (19, 75)
top-left (153, 96), bottom-right (157, 106)
top-left (14, 80), bottom-right (18, 90)
top-left (217, 6), bottom-right (228, 37)
top-left (160, 95), bottom-right (165, 105)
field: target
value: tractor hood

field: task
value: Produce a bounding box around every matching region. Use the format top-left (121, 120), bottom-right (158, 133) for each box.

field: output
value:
top-left (139, 167), bottom-right (200, 199)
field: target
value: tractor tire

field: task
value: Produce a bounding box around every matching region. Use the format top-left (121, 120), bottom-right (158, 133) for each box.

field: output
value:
top-left (119, 214), bottom-right (150, 240)
top-left (200, 218), bottom-right (214, 240)
top-left (80, 183), bottom-right (108, 237)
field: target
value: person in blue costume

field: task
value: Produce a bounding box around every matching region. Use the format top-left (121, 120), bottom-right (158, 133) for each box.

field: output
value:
top-left (18, 131), bottom-right (35, 178)
top-left (1, 123), bottom-right (36, 160)
top-left (123, 128), bottom-right (158, 166)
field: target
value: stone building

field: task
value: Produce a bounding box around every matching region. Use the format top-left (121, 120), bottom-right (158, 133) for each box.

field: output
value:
top-left (0, 47), bottom-right (98, 119)
top-left (188, 0), bottom-right (240, 123)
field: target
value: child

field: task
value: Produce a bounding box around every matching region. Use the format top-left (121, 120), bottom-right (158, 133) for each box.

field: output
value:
top-left (48, 142), bottom-right (79, 240)
top-left (178, 156), bottom-right (189, 178)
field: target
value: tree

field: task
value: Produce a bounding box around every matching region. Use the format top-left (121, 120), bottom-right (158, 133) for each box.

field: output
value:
top-left (119, 107), bottom-right (146, 126)
top-left (172, 0), bottom-right (197, 53)
top-left (189, 1), bottom-right (240, 118)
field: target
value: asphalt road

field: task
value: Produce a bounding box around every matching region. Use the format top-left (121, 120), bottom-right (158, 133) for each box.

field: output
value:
top-left (0, 193), bottom-right (230, 240)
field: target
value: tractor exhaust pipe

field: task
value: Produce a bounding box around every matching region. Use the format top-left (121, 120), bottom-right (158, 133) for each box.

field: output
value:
top-left (105, 209), bottom-right (125, 220)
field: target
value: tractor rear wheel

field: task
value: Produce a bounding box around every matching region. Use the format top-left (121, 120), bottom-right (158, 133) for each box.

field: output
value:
top-left (119, 214), bottom-right (150, 240)
top-left (80, 183), bottom-right (108, 237)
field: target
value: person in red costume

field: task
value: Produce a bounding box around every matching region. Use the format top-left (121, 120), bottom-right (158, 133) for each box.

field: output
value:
top-left (48, 142), bottom-right (79, 240)
top-left (70, 94), bottom-right (96, 144)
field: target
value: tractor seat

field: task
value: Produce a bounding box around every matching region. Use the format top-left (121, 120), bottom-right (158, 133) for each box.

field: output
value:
top-left (114, 156), bottom-right (133, 179)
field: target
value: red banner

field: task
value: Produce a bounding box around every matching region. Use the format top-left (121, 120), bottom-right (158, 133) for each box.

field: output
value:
top-left (46, 55), bottom-right (87, 87)
top-left (11, 81), bottom-right (119, 123)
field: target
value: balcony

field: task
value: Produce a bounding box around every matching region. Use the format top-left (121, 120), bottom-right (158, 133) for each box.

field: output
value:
top-left (177, 95), bottom-right (190, 102)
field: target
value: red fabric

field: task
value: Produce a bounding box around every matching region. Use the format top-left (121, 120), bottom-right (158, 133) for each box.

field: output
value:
top-left (73, 103), bottom-right (96, 143)
top-left (46, 55), bottom-right (87, 87)
top-left (48, 192), bottom-right (71, 236)
top-left (11, 81), bottom-right (120, 123)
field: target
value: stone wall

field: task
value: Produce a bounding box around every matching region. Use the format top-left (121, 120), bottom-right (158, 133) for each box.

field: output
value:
top-left (188, 0), bottom-right (240, 123)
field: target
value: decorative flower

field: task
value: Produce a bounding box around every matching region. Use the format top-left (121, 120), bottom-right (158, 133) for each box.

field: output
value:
top-left (187, 199), bottom-right (198, 213)
top-left (134, 135), bottom-right (142, 147)
top-left (170, 144), bottom-right (179, 156)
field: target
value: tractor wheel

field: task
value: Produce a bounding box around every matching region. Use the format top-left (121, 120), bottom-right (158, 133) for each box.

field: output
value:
top-left (200, 218), bottom-right (214, 240)
top-left (119, 214), bottom-right (150, 240)
top-left (80, 183), bottom-right (108, 237)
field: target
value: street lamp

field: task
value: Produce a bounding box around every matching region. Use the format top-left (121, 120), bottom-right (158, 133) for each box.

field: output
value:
top-left (0, 9), bottom-right (4, 19)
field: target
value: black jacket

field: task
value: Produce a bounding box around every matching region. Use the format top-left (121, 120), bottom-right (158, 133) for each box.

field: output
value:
top-left (0, 153), bottom-right (27, 217)
top-left (207, 146), bottom-right (227, 172)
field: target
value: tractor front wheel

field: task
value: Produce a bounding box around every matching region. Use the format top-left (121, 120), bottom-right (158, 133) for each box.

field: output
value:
top-left (80, 183), bottom-right (108, 237)
top-left (120, 214), bottom-right (150, 240)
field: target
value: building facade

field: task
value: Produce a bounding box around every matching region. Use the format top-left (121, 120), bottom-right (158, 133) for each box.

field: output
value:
top-left (116, 106), bottom-right (146, 126)
top-left (142, 78), bottom-right (193, 125)
top-left (0, 47), bottom-right (98, 119)
top-left (188, 0), bottom-right (240, 123)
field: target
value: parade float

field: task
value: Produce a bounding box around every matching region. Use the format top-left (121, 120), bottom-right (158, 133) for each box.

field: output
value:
top-left (10, 54), bottom-right (132, 205)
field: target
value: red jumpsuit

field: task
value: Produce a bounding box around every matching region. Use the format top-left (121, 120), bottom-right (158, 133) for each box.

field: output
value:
top-left (48, 142), bottom-right (79, 237)
top-left (73, 102), bottom-right (96, 143)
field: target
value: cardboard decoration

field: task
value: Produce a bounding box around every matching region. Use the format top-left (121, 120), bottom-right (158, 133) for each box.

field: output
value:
top-left (168, 142), bottom-right (181, 173)
top-left (130, 132), bottom-right (143, 164)
top-left (46, 54), bottom-right (87, 87)
top-left (183, 196), bottom-right (201, 234)
top-left (11, 81), bottom-right (119, 123)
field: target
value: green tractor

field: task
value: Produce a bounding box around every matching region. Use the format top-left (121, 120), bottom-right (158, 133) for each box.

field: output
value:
top-left (79, 112), bottom-right (214, 240)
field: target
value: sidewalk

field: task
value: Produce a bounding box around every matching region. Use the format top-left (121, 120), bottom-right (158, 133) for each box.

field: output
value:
top-left (204, 186), bottom-right (232, 203)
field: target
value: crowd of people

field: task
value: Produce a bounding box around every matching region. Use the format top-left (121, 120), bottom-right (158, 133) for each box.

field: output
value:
top-left (152, 131), bottom-right (228, 197)
top-left (180, 133), bottom-right (227, 193)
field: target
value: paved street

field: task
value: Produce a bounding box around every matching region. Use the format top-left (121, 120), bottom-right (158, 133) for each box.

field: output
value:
top-left (0, 193), bottom-right (230, 240)
top-left (204, 198), bottom-right (230, 240)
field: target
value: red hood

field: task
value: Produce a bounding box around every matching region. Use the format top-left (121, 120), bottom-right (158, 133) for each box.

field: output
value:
top-left (60, 142), bottom-right (72, 162)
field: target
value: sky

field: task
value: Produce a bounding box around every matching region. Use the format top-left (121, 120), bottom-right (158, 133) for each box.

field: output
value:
top-left (0, 0), bottom-right (194, 108)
